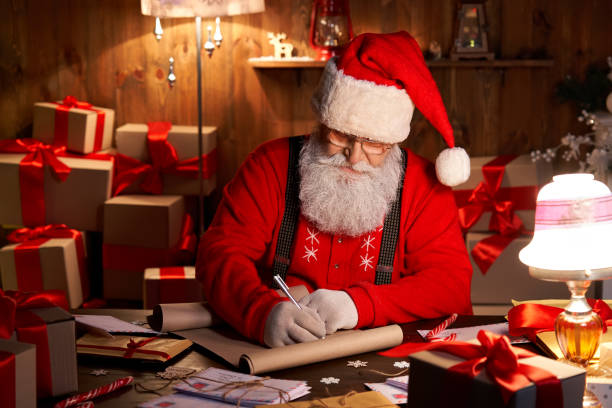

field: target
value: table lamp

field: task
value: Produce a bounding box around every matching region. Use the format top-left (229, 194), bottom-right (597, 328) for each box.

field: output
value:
top-left (519, 173), bottom-right (612, 408)
top-left (141, 0), bottom-right (265, 235)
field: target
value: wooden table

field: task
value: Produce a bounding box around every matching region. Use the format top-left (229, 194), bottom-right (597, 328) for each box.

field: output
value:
top-left (40, 311), bottom-right (506, 407)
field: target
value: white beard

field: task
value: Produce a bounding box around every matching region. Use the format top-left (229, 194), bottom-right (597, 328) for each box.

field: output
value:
top-left (298, 134), bottom-right (404, 237)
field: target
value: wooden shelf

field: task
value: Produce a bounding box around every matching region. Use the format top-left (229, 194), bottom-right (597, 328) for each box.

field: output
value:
top-left (248, 59), bottom-right (327, 68)
top-left (249, 58), bottom-right (554, 69)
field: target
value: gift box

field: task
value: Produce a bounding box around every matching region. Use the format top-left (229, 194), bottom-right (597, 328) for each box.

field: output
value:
top-left (76, 333), bottom-right (192, 362)
top-left (103, 195), bottom-right (196, 300)
top-left (0, 140), bottom-right (113, 231)
top-left (408, 340), bottom-right (585, 407)
top-left (143, 266), bottom-right (204, 309)
top-left (587, 377), bottom-right (612, 408)
top-left (453, 155), bottom-right (553, 232)
top-left (32, 97), bottom-right (115, 154)
top-left (0, 228), bottom-right (87, 308)
top-left (114, 122), bottom-right (217, 196)
top-left (5, 297), bottom-right (78, 398)
top-left (0, 339), bottom-right (36, 408)
top-left (467, 232), bottom-right (571, 304)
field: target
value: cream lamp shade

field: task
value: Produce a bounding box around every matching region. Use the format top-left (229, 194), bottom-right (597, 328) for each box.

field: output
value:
top-left (141, 0), bottom-right (265, 17)
top-left (519, 173), bottom-right (612, 281)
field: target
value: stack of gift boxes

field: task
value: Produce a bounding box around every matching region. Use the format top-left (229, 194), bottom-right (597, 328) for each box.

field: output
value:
top-left (452, 155), bottom-right (572, 305)
top-left (0, 96), bottom-right (209, 312)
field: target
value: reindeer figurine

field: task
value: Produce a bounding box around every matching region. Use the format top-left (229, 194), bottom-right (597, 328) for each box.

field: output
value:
top-left (267, 32), bottom-right (294, 59)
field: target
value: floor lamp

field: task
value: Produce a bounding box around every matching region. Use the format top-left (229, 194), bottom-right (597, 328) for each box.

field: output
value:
top-left (140, 0), bottom-right (265, 236)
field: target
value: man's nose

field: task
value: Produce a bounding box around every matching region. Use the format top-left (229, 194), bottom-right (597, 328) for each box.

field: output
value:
top-left (344, 141), bottom-right (366, 165)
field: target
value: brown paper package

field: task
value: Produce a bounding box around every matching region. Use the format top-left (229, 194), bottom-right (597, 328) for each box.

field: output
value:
top-left (0, 238), bottom-right (84, 308)
top-left (115, 123), bottom-right (217, 196)
top-left (32, 102), bottom-right (115, 154)
top-left (0, 154), bottom-right (113, 231)
top-left (0, 339), bottom-right (36, 408)
top-left (103, 195), bottom-right (186, 300)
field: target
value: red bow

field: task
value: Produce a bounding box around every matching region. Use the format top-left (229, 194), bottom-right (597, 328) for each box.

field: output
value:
top-left (112, 122), bottom-right (217, 195)
top-left (455, 155), bottom-right (538, 275)
top-left (458, 155), bottom-right (524, 235)
top-left (59, 95), bottom-right (93, 110)
top-left (0, 139), bottom-right (70, 226)
top-left (0, 289), bottom-right (68, 339)
top-left (508, 300), bottom-right (612, 341)
top-left (380, 330), bottom-right (562, 407)
top-left (8, 224), bottom-right (80, 243)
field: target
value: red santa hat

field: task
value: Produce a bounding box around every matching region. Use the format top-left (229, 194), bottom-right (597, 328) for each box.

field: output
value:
top-left (311, 31), bottom-right (470, 187)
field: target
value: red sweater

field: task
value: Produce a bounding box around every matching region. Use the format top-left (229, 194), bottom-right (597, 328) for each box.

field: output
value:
top-left (196, 137), bottom-right (473, 344)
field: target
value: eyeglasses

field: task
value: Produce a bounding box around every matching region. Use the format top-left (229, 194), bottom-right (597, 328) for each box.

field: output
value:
top-left (326, 129), bottom-right (392, 155)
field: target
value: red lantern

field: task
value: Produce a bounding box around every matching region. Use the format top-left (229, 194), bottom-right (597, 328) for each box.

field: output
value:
top-left (309, 0), bottom-right (354, 61)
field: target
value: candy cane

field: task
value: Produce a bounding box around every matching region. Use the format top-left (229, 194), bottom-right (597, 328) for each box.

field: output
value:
top-left (425, 313), bottom-right (458, 341)
top-left (54, 376), bottom-right (134, 408)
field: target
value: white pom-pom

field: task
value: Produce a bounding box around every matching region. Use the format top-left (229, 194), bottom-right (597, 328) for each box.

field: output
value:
top-left (435, 147), bottom-right (470, 187)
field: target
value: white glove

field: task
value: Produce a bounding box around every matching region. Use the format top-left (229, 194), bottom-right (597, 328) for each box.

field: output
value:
top-left (298, 289), bottom-right (358, 334)
top-left (263, 301), bottom-right (326, 347)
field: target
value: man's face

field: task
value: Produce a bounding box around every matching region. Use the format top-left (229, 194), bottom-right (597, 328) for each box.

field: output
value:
top-left (319, 125), bottom-right (392, 168)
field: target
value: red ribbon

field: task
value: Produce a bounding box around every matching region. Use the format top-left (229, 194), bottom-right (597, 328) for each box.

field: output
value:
top-left (0, 289), bottom-right (69, 398)
top-left (112, 121), bottom-right (217, 196)
top-left (0, 351), bottom-right (16, 408)
top-left (7, 225), bottom-right (89, 301)
top-left (103, 214), bottom-right (197, 272)
top-left (508, 300), bottom-right (612, 342)
top-left (77, 337), bottom-right (171, 360)
top-left (454, 155), bottom-right (538, 275)
top-left (158, 267), bottom-right (188, 304)
top-left (0, 139), bottom-right (71, 226)
top-left (54, 96), bottom-right (106, 152)
top-left (380, 330), bottom-right (563, 407)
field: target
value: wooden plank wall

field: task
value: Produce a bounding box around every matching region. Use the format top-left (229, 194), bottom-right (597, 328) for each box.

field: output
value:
top-left (2, 0), bottom-right (611, 209)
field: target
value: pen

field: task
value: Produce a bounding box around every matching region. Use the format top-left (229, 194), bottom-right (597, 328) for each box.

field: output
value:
top-left (273, 274), bottom-right (302, 310)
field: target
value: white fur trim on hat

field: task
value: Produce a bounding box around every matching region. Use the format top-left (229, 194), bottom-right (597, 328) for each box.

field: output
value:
top-left (435, 147), bottom-right (470, 187)
top-left (311, 58), bottom-right (415, 144)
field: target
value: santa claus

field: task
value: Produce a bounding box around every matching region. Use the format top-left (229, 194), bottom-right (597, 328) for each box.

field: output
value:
top-left (197, 31), bottom-right (473, 347)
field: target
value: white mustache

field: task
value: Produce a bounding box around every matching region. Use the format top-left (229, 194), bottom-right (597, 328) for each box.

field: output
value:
top-left (317, 152), bottom-right (376, 174)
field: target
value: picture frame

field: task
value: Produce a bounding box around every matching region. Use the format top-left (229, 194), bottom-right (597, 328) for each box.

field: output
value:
top-left (451, 3), bottom-right (494, 60)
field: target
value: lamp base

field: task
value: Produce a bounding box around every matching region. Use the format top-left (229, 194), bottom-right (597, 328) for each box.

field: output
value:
top-left (556, 280), bottom-right (604, 408)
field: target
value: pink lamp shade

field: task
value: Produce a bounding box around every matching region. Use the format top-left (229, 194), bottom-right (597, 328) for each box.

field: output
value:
top-left (519, 173), bottom-right (612, 280)
top-left (141, 0), bottom-right (265, 17)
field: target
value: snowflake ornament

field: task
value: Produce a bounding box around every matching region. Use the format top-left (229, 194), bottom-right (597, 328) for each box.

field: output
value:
top-left (306, 228), bottom-right (320, 245)
top-left (89, 369), bottom-right (108, 376)
top-left (393, 361), bottom-right (410, 369)
top-left (531, 110), bottom-right (611, 182)
top-left (302, 246), bottom-right (318, 263)
top-left (359, 254), bottom-right (374, 271)
top-left (347, 360), bottom-right (368, 368)
top-left (320, 377), bottom-right (340, 384)
top-left (361, 235), bottom-right (375, 251)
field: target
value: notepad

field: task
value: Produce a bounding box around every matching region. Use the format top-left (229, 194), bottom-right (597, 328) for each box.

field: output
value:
top-left (174, 367), bottom-right (310, 407)
top-left (74, 314), bottom-right (159, 336)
